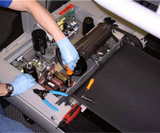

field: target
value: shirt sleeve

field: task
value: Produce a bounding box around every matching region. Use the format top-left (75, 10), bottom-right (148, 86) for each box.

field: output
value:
top-left (0, 0), bottom-right (13, 8)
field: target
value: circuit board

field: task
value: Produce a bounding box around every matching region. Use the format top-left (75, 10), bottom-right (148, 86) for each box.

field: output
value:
top-left (56, 4), bottom-right (79, 39)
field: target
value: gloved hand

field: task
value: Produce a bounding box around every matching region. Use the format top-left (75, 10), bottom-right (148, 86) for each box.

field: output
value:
top-left (11, 73), bottom-right (36, 96)
top-left (57, 37), bottom-right (79, 71)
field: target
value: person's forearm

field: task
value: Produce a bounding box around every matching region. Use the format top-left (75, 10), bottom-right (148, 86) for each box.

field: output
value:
top-left (27, 2), bottom-right (65, 42)
top-left (9, 0), bottom-right (65, 42)
top-left (0, 84), bottom-right (7, 96)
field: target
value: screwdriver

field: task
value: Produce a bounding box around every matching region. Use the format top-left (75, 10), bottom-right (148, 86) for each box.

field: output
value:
top-left (66, 65), bottom-right (73, 87)
top-left (82, 78), bottom-right (94, 97)
top-left (82, 96), bottom-right (97, 104)
top-left (81, 78), bottom-right (97, 104)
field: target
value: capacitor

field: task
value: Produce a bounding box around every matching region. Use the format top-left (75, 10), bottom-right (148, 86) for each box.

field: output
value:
top-left (32, 29), bottom-right (47, 55)
top-left (23, 62), bottom-right (39, 82)
top-left (49, 77), bottom-right (66, 92)
top-left (53, 71), bottom-right (69, 87)
top-left (44, 80), bottom-right (59, 91)
top-left (82, 17), bottom-right (94, 35)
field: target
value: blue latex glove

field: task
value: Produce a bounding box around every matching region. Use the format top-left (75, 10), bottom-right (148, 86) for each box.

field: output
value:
top-left (57, 37), bottom-right (79, 71)
top-left (11, 73), bottom-right (36, 96)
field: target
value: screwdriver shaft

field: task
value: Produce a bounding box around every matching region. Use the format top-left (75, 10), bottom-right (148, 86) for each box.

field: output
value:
top-left (82, 96), bottom-right (97, 104)
top-left (66, 65), bottom-right (73, 87)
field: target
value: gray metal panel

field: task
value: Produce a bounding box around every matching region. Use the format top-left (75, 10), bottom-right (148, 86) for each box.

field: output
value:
top-left (5, 96), bottom-right (63, 133)
top-left (0, 58), bottom-right (66, 132)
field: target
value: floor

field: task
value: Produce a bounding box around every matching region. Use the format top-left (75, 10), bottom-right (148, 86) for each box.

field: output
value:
top-left (4, 104), bottom-right (47, 133)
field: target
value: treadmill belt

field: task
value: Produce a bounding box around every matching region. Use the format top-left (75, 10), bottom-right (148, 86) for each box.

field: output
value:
top-left (73, 43), bottom-right (160, 132)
